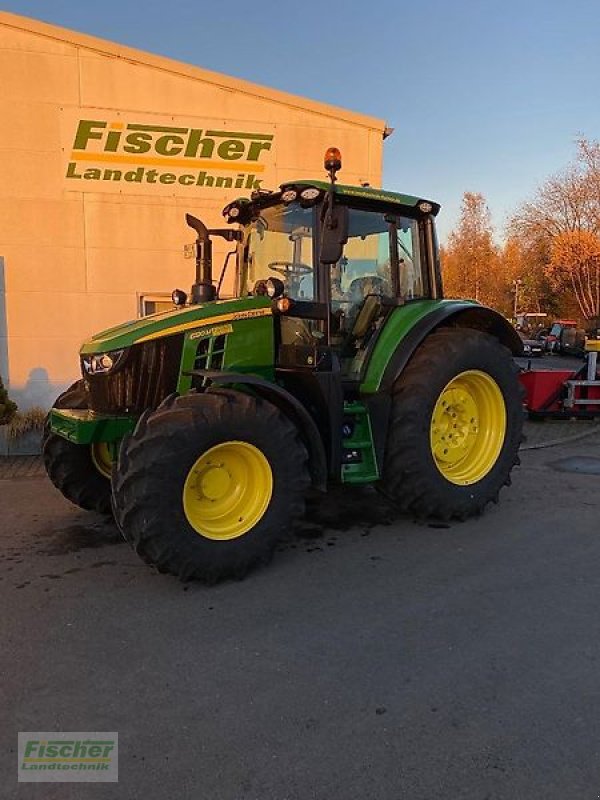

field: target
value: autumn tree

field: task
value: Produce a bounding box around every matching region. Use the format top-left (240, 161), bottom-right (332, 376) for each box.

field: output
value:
top-left (577, 137), bottom-right (600, 233)
top-left (512, 137), bottom-right (600, 321)
top-left (441, 192), bottom-right (504, 308)
top-left (499, 234), bottom-right (558, 317)
top-left (548, 230), bottom-right (600, 320)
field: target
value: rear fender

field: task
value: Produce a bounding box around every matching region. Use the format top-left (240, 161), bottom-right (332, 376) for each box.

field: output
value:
top-left (377, 303), bottom-right (523, 393)
top-left (359, 303), bottom-right (523, 474)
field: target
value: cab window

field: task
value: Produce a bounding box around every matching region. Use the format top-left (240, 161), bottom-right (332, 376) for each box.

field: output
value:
top-left (245, 204), bottom-right (315, 301)
top-left (397, 219), bottom-right (424, 300)
top-left (330, 210), bottom-right (393, 333)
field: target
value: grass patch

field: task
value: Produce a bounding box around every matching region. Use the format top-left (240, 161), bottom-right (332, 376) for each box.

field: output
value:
top-left (7, 407), bottom-right (47, 440)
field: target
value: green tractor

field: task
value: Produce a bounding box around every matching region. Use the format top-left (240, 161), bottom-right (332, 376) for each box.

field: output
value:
top-left (43, 148), bottom-right (523, 582)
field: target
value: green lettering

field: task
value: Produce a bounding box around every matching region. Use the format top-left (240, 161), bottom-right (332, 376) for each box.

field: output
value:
top-left (66, 162), bottom-right (81, 179)
top-left (188, 135), bottom-right (215, 158)
top-left (179, 174), bottom-right (195, 186)
top-left (196, 172), bottom-right (214, 187)
top-left (215, 176), bottom-right (233, 188)
top-left (184, 129), bottom-right (202, 157)
top-left (146, 169), bottom-right (158, 183)
top-left (24, 741), bottom-right (39, 757)
top-left (124, 167), bottom-right (144, 182)
top-left (104, 131), bottom-right (121, 152)
top-left (247, 140), bottom-right (272, 161)
top-left (83, 168), bottom-right (101, 180)
top-left (73, 120), bottom-right (106, 150)
top-left (245, 174), bottom-right (262, 189)
top-left (72, 742), bottom-right (84, 757)
top-left (217, 140), bottom-right (244, 160)
top-left (102, 169), bottom-right (122, 180)
top-left (155, 134), bottom-right (184, 156)
top-left (159, 173), bottom-right (176, 184)
top-left (124, 132), bottom-right (152, 154)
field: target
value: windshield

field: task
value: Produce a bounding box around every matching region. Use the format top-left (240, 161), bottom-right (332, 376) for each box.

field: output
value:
top-left (244, 203), bottom-right (315, 300)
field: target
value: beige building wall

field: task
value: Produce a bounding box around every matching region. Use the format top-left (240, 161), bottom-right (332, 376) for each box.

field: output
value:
top-left (0, 11), bottom-right (386, 409)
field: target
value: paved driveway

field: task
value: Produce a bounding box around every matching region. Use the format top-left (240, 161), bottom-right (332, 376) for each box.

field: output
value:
top-left (2, 430), bottom-right (600, 799)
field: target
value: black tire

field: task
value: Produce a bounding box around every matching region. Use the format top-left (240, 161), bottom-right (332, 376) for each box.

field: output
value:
top-left (379, 328), bottom-right (523, 520)
top-left (42, 380), bottom-right (113, 515)
top-left (112, 389), bottom-right (310, 583)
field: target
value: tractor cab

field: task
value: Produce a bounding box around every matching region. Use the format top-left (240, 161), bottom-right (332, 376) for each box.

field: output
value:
top-left (223, 148), bottom-right (442, 382)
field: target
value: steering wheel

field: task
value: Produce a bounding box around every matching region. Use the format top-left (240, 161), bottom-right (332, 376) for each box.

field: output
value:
top-left (268, 261), bottom-right (313, 278)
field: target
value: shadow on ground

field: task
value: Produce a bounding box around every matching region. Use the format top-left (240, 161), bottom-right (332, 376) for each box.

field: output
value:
top-left (34, 516), bottom-right (123, 556)
top-left (300, 485), bottom-right (402, 538)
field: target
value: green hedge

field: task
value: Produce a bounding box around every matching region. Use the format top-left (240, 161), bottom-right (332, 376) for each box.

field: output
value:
top-left (0, 374), bottom-right (17, 425)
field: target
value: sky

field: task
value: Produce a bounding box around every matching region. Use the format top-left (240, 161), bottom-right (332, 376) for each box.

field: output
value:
top-left (3, 0), bottom-right (600, 242)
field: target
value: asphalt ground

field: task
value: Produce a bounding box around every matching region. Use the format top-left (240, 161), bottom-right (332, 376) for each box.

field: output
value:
top-left (2, 426), bottom-right (600, 799)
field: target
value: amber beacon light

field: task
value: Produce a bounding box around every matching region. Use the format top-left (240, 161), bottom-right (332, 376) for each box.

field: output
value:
top-left (324, 147), bottom-right (342, 181)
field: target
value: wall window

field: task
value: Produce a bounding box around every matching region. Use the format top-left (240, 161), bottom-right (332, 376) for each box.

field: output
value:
top-left (138, 294), bottom-right (174, 317)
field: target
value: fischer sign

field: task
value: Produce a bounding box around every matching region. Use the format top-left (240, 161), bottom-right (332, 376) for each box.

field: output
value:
top-left (61, 110), bottom-right (274, 193)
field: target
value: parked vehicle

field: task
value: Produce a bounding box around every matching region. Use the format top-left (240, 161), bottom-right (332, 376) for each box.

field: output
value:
top-left (43, 148), bottom-right (524, 582)
top-left (517, 331), bottom-right (544, 358)
top-left (515, 312), bottom-right (548, 338)
top-left (545, 320), bottom-right (586, 356)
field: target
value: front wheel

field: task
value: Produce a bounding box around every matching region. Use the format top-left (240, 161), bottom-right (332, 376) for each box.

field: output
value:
top-left (42, 380), bottom-right (114, 514)
top-left (112, 390), bottom-right (310, 582)
top-left (379, 328), bottom-right (523, 520)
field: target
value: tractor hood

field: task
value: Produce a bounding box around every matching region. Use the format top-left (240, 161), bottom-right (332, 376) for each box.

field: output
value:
top-left (80, 296), bottom-right (273, 355)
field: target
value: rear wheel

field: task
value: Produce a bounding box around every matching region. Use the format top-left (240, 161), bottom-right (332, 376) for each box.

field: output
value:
top-left (42, 380), bottom-right (114, 514)
top-left (112, 390), bottom-right (310, 582)
top-left (379, 329), bottom-right (523, 520)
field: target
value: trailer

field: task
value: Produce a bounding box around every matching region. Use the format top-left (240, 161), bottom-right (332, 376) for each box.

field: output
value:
top-left (520, 341), bottom-right (600, 418)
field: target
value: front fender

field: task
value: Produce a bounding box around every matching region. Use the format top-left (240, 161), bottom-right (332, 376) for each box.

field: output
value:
top-left (188, 370), bottom-right (328, 490)
top-left (361, 300), bottom-right (523, 394)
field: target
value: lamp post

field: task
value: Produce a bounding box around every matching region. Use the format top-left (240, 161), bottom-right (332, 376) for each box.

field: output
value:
top-left (513, 279), bottom-right (523, 321)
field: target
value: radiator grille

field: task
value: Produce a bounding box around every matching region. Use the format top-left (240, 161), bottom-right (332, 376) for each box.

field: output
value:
top-left (84, 335), bottom-right (184, 414)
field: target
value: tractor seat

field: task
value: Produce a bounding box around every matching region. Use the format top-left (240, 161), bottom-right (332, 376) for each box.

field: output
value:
top-left (344, 276), bottom-right (390, 336)
top-left (351, 294), bottom-right (384, 339)
top-left (347, 275), bottom-right (389, 303)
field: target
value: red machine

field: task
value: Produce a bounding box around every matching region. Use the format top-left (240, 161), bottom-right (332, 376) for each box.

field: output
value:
top-left (520, 342), bottom-right (600, 417)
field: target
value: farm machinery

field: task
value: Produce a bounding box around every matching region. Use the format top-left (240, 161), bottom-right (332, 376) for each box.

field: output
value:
top-left (520, 340), bottom-right (600, 418)
top-left (44, 148), bottom-right (525, 582)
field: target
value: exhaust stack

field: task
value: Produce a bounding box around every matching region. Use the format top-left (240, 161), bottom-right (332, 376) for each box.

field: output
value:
top-left (186, 213), bottom-right (216, 303)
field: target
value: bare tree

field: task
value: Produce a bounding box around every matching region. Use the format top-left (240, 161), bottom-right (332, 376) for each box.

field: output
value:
top-left (512, 137), bottom-right (600, 320)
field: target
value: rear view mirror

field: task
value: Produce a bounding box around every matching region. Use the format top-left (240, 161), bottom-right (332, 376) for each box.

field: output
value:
top-left (320, 204), bottom-right (348, 264)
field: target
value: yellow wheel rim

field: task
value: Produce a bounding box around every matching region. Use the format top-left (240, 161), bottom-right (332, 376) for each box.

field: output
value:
top-left (430, 370), bottom-right (506, 486)
top-left (90, 442), bottom-right (113, 479)
top-left (182, 441), bottom-right (273, 540)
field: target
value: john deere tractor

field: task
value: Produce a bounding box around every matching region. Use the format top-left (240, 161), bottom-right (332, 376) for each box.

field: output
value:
top-left (44, 148), bottom-right (523, 582)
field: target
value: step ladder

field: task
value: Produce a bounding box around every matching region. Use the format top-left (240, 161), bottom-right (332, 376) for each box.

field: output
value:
top-left (341, 401), bottom-right (379, 483)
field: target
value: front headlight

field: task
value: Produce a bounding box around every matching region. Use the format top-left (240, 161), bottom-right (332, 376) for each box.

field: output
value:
top-left (82, 349), bottom-right (126, 375)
